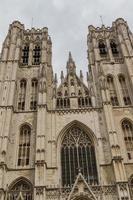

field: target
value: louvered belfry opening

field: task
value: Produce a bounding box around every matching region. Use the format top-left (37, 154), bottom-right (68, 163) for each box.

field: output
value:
top-left (61, 126), bottom-right (98, 187)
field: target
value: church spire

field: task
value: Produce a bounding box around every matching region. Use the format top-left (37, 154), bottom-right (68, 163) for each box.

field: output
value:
top-left (66, 51), bottom-right (76, 75)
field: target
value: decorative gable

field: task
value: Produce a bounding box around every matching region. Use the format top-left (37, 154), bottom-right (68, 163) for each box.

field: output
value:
top-left (54, 52), bottom-right (92, 109)
top-left (68, 173), bottom-right (97, 200)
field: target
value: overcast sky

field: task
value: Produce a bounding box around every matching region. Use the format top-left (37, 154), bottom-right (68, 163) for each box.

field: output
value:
top-left (0, 0), bottom-right (133, 78)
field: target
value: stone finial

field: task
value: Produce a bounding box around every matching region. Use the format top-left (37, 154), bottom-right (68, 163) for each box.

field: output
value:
top-left (68, 51), bottom-right (73, 62)
top-left (86, 72), bottom-right (89, 82)
top-left (54, 73), bottom-right (58, 85)
top-left (80, 70), bottom-right (83, 81)
top-left (60, 71), bottom-right (64, 84)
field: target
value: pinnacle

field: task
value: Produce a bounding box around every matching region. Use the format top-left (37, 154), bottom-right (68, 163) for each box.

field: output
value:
top-left (68, 51), bottom-right (73, 62)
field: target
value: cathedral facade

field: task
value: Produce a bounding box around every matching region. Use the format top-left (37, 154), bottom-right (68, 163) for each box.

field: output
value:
top-left (0, 18), bottom-right (133, 200)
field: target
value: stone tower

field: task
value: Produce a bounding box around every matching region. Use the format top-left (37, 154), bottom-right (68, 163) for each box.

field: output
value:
top-left (0, 18), bottom-right (132, 200)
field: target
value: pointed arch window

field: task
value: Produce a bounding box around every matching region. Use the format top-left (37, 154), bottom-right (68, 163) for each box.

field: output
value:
top-left (18, 125), bottom-right (31, 166)
top-left (33, 45), bottom-right (41, 65)
top-left (61, 126), bottom-right (98, 187)
top-left (30, 78), bottom-right (38, 110)
top-left (18, 79), bottom-right (27, 111)
top-left (98, 40), bottom-right (107, 55)
top-left (119, 75), bottom-right (131, 106)
top-left (122, 120), bottom-right (133, 160)
top-left (129, 176), bottom-right (133, 198)
top-left (107, 75), bottom-right (119, 106)
top-left (8, 179), bottom-right (33, 200)
top-left (22, 45), bottom-right (29, 65)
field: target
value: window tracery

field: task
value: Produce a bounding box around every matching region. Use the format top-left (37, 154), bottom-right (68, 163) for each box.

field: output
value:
top-left (119, 75), bottom-right (131, 106)
top-left (8, 179), bottom-right (33, 200)
top-left (61, 126), bottom-right (98, 187)
top-left (129, 176), bottom-right (133, 199)
top-left (18, 125), bottom-right (31, 166)
top-left (18, 79), bottom-right (27, 111)
top-left (122, 120), bottom-right (133, 160)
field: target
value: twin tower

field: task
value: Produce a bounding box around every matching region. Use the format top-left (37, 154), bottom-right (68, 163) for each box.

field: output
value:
top-left (0, 18), bottom-right (133, 200)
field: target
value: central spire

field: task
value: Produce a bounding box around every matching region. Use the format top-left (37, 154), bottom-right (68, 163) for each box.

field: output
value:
top-left (66, 52), bottom-right (76, 75)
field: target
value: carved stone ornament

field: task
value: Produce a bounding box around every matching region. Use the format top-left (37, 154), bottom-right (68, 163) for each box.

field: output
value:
top-left (36, 187), bottom-right (44, 195)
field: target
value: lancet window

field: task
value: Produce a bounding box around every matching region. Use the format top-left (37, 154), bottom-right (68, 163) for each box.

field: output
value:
top-left (122, 120), bottom-right (133, 160)
top-left (61, 126), bottom-right (98, 186)
top-left (18, 125), bottom-right (31, 166)
top-left (30, 78), bottom-right (38, 110)
top-left (119, 75), bottom-right (131, 106)
top-left (18, 79), bottom-right (27, 111)
top-left (107, 75), bottom-right (119, 106)
top-left (78, 97), bottom-right (92, 108)
top-left (33, 45), bottom-right (41, 65)
top-left (56, 98), bottom-right (70, 109)
top-left (22, 45), bottom-right (29, 65)
top-left (8, 179), bottom-right (33, 200)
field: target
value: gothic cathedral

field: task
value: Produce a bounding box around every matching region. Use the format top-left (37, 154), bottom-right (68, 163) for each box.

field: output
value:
top-left (0, 18), bottom-right (133, 200)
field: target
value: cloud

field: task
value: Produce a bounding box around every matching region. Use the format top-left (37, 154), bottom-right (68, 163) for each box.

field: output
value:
top-left (0, 0), bottom-right (133, 77)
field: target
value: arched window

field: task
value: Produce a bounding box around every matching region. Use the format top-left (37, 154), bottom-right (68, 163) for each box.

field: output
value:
top-left (110, 41), bottom-right (119, 55)
top-left (98, 40), bottom-right (107, 55)
top-left (22, 45), bottom-right (29, 65)
top-left (107, 75), bottom-right (119, 106)
top-left (119, 75), bottom-right (131, 106)
top-left (18, 125), bottom-right (31, 166)
top-left (122, 120), bottom-right (133, 160)
top-left (61, 126), bottom-right (98, 186)
top-left (8, 178), bottom-right (33, 200)
top-left (18, 79), bottom-right (27, 111)
top-left (129, 176), bottom-right (133, 198)
top-left (33, 45), bottom-right (41, 65)
top-left (30, 78), bottom-right (38, 110)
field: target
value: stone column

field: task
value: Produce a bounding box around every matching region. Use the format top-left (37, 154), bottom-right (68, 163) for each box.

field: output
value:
top-left (34, 66), bottom-right (47, 200)
top-left (106, 38), bottom-right (114, 62)
top-left (28, 41), bottom-right (33, 66)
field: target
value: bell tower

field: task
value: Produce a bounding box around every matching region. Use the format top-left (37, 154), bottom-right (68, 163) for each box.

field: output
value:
top-left (87, 18), bottom-right (133, 199)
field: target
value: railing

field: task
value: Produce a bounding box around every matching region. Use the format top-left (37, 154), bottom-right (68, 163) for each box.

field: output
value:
top-left (46, 185), bottom-right (118, 200)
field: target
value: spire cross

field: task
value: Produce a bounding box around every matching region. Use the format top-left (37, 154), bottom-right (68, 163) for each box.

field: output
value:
top-left (100, 15), bottom-right (104, 26)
